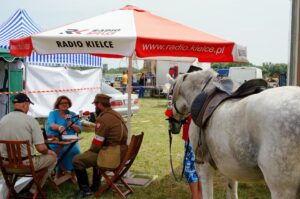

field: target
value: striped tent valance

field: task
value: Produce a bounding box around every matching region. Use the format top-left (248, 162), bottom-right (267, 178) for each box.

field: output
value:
top-left (0, 9), bottom-right (101, 67)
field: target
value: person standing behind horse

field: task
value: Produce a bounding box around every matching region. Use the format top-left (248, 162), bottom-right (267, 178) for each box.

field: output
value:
top-left (0, 93), bottom-right (57, 195)
top-left (121, 71), bottom-right (128, 94)
top-left (46, 95), bottom-right (82, 179)
top-left (72, 94), bottom-right (128, 197)
top-left (183, 116), bottom-right (202, 199)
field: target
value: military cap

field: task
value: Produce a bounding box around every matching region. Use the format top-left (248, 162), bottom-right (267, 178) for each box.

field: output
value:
top-left (93, 93), bottom-right (111, 104)
top-left (13, 93), bottom-right (34, 104)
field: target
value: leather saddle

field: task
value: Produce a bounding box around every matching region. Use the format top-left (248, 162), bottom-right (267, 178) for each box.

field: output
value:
top-left (190, 77), bottom-right (267, 168)
top-left (191, 78), bottom-right (267, 128)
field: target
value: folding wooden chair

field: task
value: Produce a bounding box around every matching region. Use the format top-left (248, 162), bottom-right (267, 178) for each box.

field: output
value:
top-left (95, 132), bottom-right (144, 198)
top-left (0, 140), bottom-right (48, 199)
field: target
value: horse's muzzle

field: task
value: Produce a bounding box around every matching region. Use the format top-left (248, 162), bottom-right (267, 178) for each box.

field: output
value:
top-left (166, 117), bottom-right (186, 134)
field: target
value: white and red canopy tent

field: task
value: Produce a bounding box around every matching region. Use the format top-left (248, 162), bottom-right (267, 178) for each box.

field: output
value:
top-left (10, 5), bottom-right (246, 62)
top-left (10, 5), bottom-right (247, 132)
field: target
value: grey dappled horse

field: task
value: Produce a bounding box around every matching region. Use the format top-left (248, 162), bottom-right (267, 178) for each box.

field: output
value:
top-left (169, 69), bottom-right (300, 199)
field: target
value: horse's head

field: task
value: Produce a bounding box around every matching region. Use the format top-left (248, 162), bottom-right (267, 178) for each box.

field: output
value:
top-left (166, 69), bottom-right (217, 134)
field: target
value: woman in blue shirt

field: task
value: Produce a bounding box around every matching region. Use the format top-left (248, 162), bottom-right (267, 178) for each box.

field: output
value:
top-left (46, 95), bottom-right (82, 177)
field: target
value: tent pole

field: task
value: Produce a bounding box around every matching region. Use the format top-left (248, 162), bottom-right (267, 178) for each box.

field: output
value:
top-left (127, 56), bottom-right (133, 140)
top-left (289, 0), bottom-right (300, 85)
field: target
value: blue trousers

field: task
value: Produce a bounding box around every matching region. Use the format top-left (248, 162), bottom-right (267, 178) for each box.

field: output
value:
top-left (183, 141), bottom-right (199, 183)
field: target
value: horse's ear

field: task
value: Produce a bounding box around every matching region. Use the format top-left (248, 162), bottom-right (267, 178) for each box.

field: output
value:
top-left (166, 74), bottom-right (175, 84)
top-left (183, 74), bottom-right (188, 81)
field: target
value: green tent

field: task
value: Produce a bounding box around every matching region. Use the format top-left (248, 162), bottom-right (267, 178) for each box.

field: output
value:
top-left (0, 47), bottom-right (23, 112)
top-left (0, 47), bottom-right (19, 62)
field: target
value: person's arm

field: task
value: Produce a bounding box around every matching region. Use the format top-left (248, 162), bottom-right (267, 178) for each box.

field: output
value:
top-left (50, 124), bottom-right (65, 134)
top-left (89, 134), bottom-right (104, 153)
top-left (35, 143), bottom-right (57, 158)
top-left (67, 120), bottom-right (81, 133)
top-left (66, 111), bottom-right (82, 133)
top-left (48, 111), bottom-right (66, 134)
top-left (70, 124), bottom-right (81, 133)
top-left (31, 118), bottom-right (57, 158)
top-left (89, 117), bottom-right (107, 153)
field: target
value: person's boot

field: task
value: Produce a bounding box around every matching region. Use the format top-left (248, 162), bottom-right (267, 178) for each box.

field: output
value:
top-left (73, 169), bottom-right (92, 198)
top-left (90, 167), bottom-right (101, 192)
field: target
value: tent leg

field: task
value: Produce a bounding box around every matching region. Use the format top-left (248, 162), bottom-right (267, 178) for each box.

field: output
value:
top-left (127, 56), bottom-right (133, 140)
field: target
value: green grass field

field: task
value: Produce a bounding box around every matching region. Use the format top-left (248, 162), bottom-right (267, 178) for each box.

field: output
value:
top-left (44, 98), bottom-right (270, 198)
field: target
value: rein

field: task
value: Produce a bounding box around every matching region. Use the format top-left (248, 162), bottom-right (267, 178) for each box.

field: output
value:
top-left (166, 75), bottom-right (215, 181)
top-left (199, 76), bottom-right (213, 95)
top-left (168, 128), bottom-right (184, 182)
top-left (166, 74), bottom-right (214, 181)
top-left (166, 84), bottom-right (187, 182)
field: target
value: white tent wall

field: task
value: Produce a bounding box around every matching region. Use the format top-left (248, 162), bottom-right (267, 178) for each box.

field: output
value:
top-left (154, 60), bottom-right (211, 89)
top-left (26, 64), bottom-right (102, 117)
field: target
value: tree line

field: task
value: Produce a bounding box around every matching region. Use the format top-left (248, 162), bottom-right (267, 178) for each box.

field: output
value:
top-left (104, 67), bottom-right (140, 74)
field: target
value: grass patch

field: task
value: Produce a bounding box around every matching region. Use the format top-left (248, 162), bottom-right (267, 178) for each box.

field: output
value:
top-left (18, 98), bottom-right (271, 198)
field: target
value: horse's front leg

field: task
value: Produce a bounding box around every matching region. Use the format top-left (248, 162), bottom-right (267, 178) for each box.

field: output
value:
top-left (196, 162), bottom-right (214, 199)
top-left (226, 178), bottom-right (238, 199)
top-left (189, 122), bottom-right (214, 199)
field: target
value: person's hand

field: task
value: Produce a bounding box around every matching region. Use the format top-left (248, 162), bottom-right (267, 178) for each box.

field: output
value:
top-left (67, 120), bottom-right (72, 127)
top-left (47, 149), bottom-right (57, 158)
top-left (58, 126), bottom-right (66, 134)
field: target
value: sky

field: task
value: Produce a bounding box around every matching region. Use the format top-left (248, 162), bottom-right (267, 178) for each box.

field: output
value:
top-left (0, 0), bottom-right (291, 68)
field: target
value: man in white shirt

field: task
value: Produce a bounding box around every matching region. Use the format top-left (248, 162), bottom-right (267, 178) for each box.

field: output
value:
top-left (0, 93), bottom-right (57, 195)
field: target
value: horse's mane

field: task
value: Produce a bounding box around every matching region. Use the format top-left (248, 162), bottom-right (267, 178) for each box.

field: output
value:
top-left (172, 68), bottom-right (217, 104)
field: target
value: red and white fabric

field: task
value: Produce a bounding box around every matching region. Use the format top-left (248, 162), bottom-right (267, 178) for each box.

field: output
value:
top-left (10, 5), bottom-right (247, 63)
top-left (92, 135), bottom-right (105, 145)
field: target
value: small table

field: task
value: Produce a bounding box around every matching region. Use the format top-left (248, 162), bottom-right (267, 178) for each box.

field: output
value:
top-left (45, 138), bottom-right (81, 186)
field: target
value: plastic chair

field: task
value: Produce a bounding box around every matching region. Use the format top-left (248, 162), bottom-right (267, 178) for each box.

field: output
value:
top-left (95, 132), bottom-right (144, 198)
top-left (0, 140), bottom-right (48, 199)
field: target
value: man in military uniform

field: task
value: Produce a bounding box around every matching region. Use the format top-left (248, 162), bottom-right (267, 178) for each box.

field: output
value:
top-left (72, 93), bottom-right (128, 198)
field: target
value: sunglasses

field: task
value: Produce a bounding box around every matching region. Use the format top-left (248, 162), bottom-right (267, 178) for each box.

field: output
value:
top-left (59, 102), bottom-right (69, 105)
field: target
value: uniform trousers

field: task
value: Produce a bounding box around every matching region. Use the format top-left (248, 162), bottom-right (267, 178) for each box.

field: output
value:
top-left (72, 151), bottom-right (98, 170)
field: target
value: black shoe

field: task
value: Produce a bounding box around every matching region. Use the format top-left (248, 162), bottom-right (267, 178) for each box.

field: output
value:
top-left (73, 189), bottom-right (92, 198)
top-left (90, 183), bottom-right (100, 192)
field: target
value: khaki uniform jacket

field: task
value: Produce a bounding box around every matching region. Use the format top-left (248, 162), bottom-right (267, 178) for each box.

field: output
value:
top-left (90, 108), bottom-right (128, 155)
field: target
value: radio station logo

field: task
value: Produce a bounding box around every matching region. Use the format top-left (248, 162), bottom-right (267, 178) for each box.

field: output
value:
top-left (59, 28), bottom-right (121, 36)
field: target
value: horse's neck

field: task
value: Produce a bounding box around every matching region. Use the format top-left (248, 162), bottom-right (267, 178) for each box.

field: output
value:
top-left (184, 90), bottom-right (199, 107)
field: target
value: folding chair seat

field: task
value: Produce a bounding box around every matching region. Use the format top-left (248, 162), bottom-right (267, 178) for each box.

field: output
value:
top-left (95, 132), bottom-right (144, 198)
top-left (0, 140), bottom-right (49, 199)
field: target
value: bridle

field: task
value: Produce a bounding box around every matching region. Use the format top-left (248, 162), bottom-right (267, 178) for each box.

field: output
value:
top-left (168, 82), bottom-right (188, 128)
top-left (173, 102), bottom-right (186, 116)
top-left (166, 72), bottom-right (214, 181)
top-left (171, 75), bottom-right (213, 118)
top-left (171, 82), bottom-right (188, 117)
